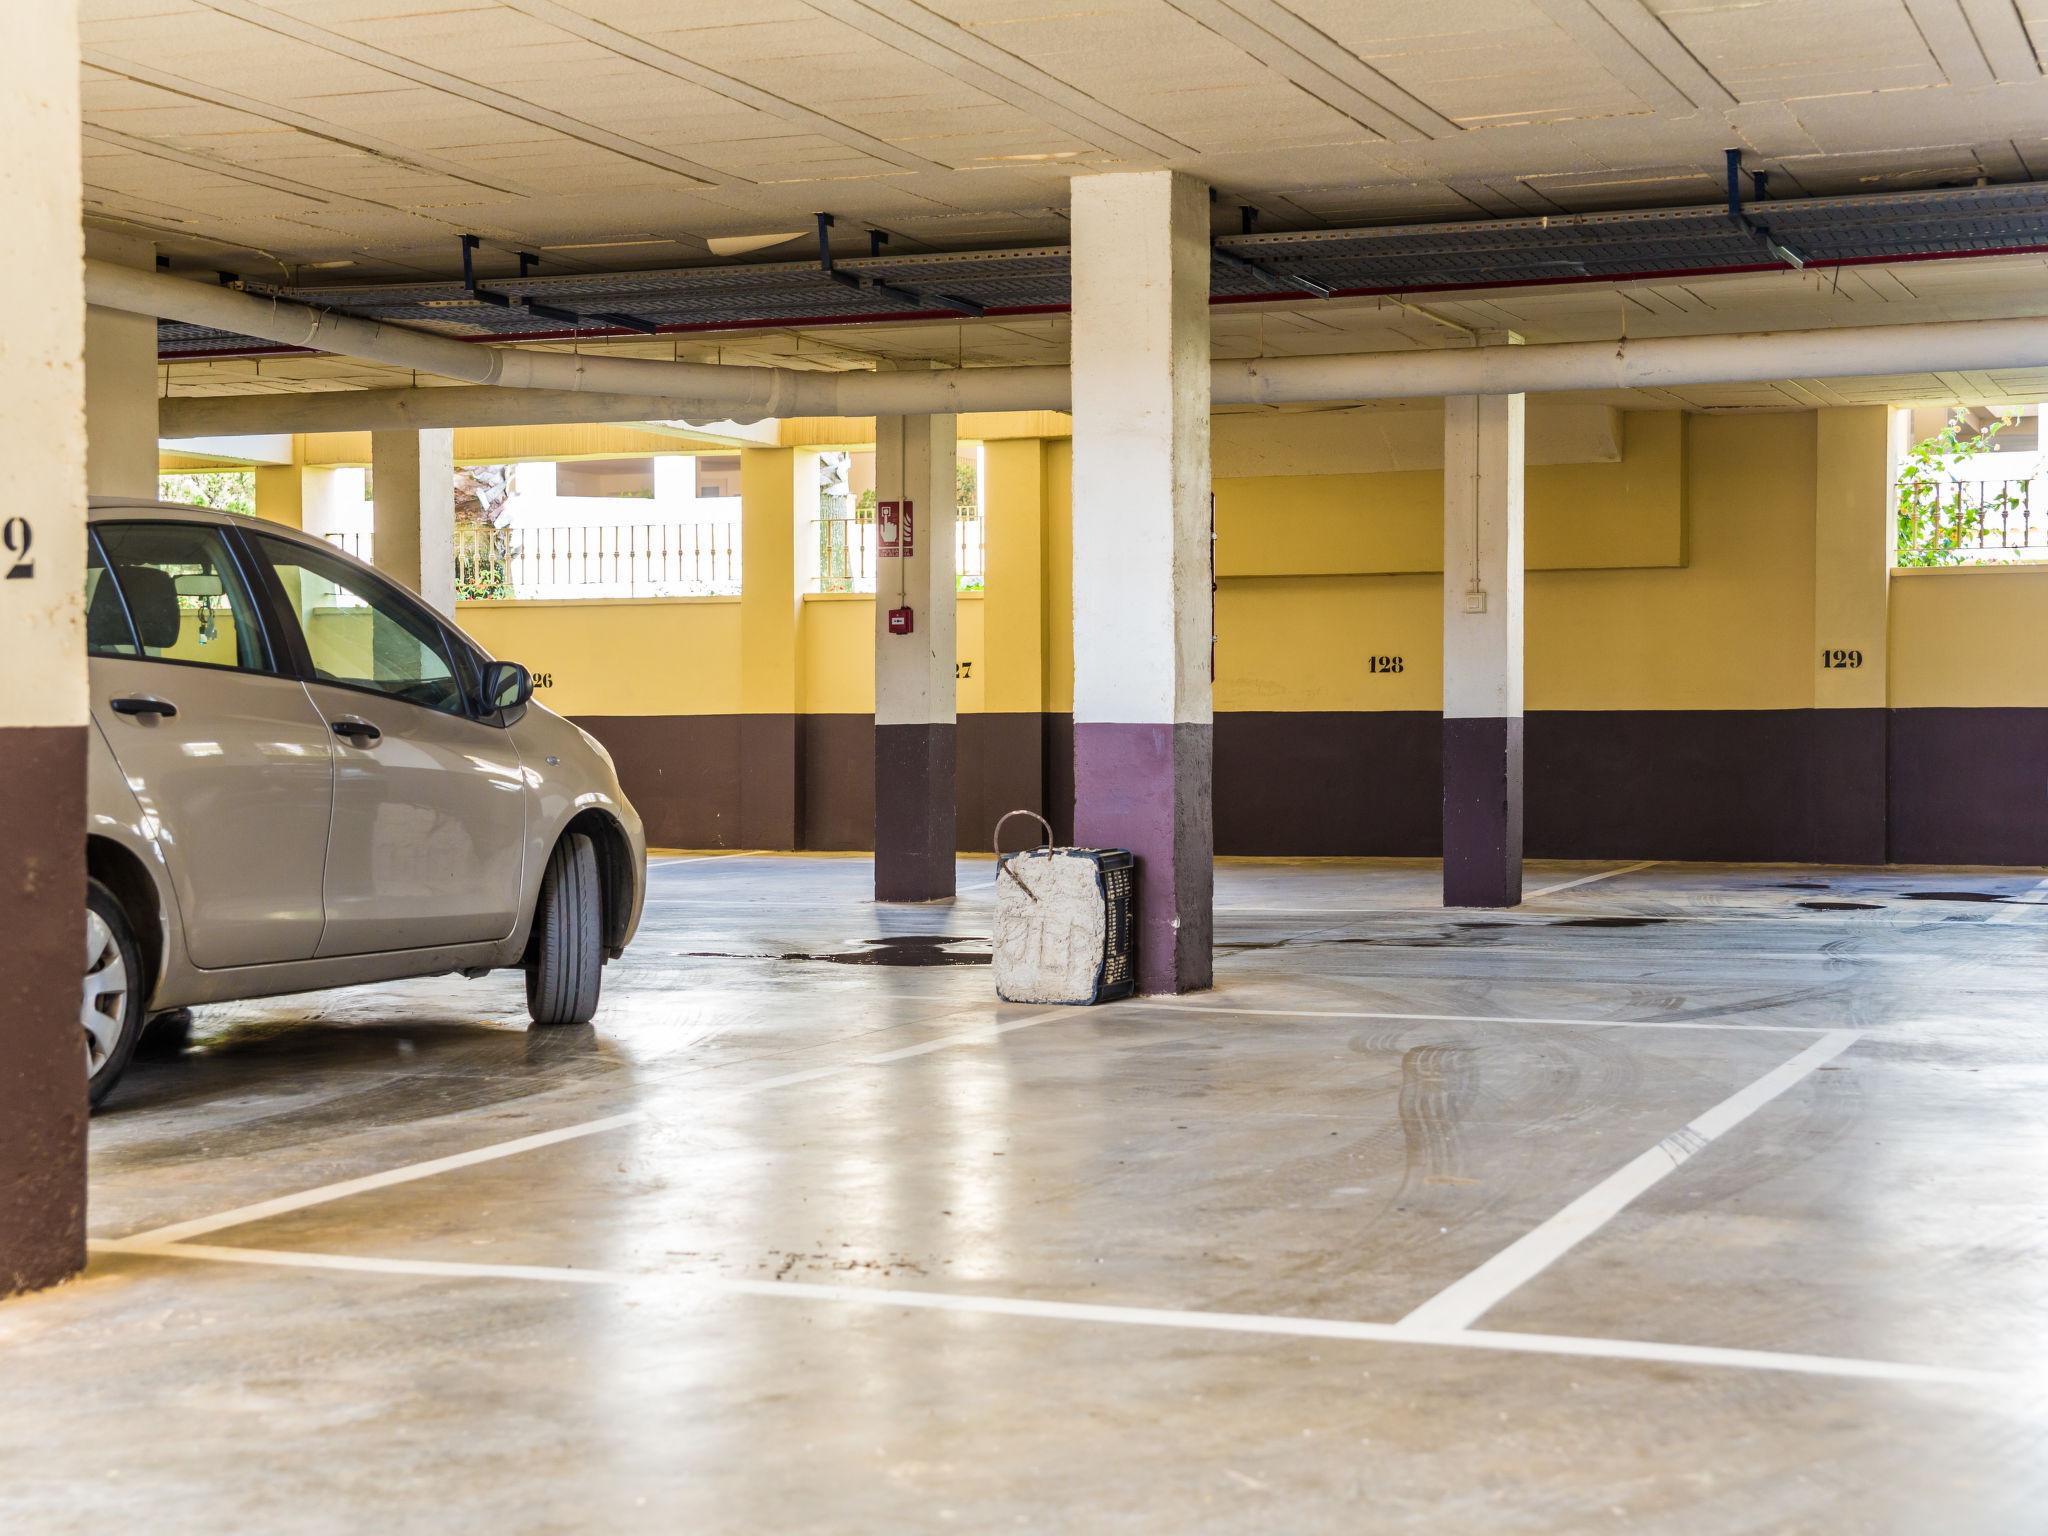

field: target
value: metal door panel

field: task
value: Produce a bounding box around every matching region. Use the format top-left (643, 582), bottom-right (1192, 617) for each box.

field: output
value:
top-left (91, 659), bottom-right (333, 968)
top-left (305, 682), bottom-right (527, 956)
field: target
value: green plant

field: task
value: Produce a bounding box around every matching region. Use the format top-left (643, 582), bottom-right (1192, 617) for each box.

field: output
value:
top-left (158, 470), bottom-right (254, 515)
top-left (1896, 410), bottom-right (2025, 567)
top-left (453, 466), bottom-right (514, 599)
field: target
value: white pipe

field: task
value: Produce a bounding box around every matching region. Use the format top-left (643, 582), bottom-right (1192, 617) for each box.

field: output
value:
top-left (100, 258), bottom-right (2048, 432)
top-left (1212, 320), bottom-right (2048, 402)
top-left (89, 260), bottom-right (1068, 421)
top-left (159, 387), bottom-right (803, 437)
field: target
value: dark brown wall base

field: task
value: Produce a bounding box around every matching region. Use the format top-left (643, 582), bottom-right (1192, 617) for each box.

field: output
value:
top-left (576, 714), bottom-right (742, 850)
top-left (740, 714), bottom-right (803, 850)
top-left (579, 712), bottom-right (1067, 856)
top-left (959, 712), bottom-right (1051, 854)
top-left (1525, 709), bottom-right (1889, 864)
top-left (802, 713), bottom-right (874, 851)
top-left (2, 724), bottom-right (88, 1296)
top-left (1214, 712), bottom-right (1439, 855)
top-left (1890, 708), bottom-right (2048, 864)
top-left (579, 708), bottom-right (2047, 867)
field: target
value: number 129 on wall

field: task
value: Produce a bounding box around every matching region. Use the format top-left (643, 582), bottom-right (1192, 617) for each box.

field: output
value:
top-left (1821, 648), bottom-right (1863, 669)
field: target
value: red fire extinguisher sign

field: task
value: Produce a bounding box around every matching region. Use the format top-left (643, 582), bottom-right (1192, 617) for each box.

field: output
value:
top-left (877, 499), bottom-right (914, 558)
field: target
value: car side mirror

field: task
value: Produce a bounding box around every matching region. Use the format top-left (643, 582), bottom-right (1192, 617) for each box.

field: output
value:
top-left (479, 659), bottom-right (533, 716)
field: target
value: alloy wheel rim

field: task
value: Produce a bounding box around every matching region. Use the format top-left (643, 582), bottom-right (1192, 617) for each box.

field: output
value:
top-left (83, 910), bottom-right (128, 1080)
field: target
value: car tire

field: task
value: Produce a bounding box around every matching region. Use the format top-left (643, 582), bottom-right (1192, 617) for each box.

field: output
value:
top-left (85, 879), bottom-right (146, 1109)
top-left (527, 832), bottom-right (603, 1026)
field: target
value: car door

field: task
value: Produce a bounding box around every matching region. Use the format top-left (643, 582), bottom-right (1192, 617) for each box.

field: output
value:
top-left (246, 531), bottom-right (527, 957)
top-left (90, 520), bottom-right (334, 968)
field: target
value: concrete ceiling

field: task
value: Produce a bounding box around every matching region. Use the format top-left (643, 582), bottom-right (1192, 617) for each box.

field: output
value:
top-left (83, 0), bottom-right (2048, 408)
top-left (84, 0), bottom-right (2048, 275)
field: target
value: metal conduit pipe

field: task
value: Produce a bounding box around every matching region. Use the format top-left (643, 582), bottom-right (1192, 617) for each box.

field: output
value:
top-left (102, 259), bottom-right (2048, 433)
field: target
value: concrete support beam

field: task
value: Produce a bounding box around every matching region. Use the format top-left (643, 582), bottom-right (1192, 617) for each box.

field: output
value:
top-left (739, 446), bottom-right (807, 849)
top-left (873, 414), bottom-right (959, 900)
top-left (1, 0), bottom-right (88, 1296)
top-left (370, 428), bottom-right (455, 615)
top-left (84, 232), bottom-right (157, 498)
top-left (1070, 170), bottom-right (1214, 995)
top-left (1442, 387), bottom-right (1527, 908)
top-left (1812, 406), bottom-right (1897, 863)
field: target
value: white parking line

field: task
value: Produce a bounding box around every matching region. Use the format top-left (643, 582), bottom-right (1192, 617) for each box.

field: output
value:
top-left (85, 1237), bottom-right (2005, 1390)
top-left (1398, 1030), bottom-right (1861, 1332)
top-left (1985, 876), bottom-right (2048, 924)
top-left (1127, 1001), bottom-right (1829, 1035)
top-left (115, 1004), bottom-right (1077, 1246)
top-left (1520, 860), bottom-right (1661, 900)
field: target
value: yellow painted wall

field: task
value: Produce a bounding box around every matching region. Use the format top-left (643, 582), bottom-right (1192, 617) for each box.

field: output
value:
top-left (793, 593), bottom-right (985, 714)
top-left (455, 597), bottom-right (741, 715)
top-left (436, 409), bottom-right (2047, 723)
top-left (1045, 437), bottom-right (1074, 714)
top-left (1530, 413), bottom-right (1815, 711)
top-left (1215, 412), bottom-right (1686, 577)
top-left (1212, 414), bottom-right (1813, 712)
top-left (800, 594), bottom-right (872, 713)
top-left (1890, 566), bottom-right (2048, 708)
top-left (982, 437), bottom-right (1048, 714)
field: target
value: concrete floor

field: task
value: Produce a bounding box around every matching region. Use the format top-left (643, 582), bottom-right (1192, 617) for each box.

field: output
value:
top-left (7, 854), bottom-right (2048, 1533)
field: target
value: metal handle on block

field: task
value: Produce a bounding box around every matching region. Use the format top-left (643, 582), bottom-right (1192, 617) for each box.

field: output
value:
top-left (993, 809), bottom-right (1054, 903)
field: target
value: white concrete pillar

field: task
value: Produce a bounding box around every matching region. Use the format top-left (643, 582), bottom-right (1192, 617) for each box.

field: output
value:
top-left (371, 428), bottom-right (455, 614)
top-left (1, 0), bottom-right (89, 1295)
top-left (84, 230), bottom-right (157, 499)
top-left (1070, 169), bottom-right (1213, 994)
top-left (1442, 381), bottom-right (1526, 907)
top-left (873, 412), bottom-right (959, 901)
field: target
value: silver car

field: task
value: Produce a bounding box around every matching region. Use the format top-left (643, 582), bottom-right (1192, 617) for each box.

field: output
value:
top-left (82, 499), bottom-right (647, 1106)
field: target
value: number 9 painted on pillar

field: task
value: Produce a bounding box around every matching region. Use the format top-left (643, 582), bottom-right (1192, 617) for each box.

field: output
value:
top-left (2, 515), bottom-right (31, 580)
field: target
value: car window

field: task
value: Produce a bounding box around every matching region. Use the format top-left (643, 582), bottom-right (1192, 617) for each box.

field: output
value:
top-left (96, 522), bottom-right (269, 672)
top-left (85, 534), bottom-right (137, 656)
top-left (254, 535), bottom-right (467, 716)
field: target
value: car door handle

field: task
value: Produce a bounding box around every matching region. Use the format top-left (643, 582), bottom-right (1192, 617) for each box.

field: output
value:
top-left (109, 696), bottom-right (178, 719)
top-left (331, 718), bottom-right (382, 745)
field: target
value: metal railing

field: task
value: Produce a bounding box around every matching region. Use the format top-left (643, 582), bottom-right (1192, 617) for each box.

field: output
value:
top-left (813, 504), bottom-right (985, 594)
top-left (1907, 478), bottom-right (2048, 555)
top-left (460, 523), bottom-right (740, 598)
top-left (324, 524), bottom-right (741, 598)
top-left (320, 508), bottom-right (982, 599)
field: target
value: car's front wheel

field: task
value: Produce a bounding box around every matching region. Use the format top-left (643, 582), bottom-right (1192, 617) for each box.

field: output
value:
top-left (85, 880), bottom-right (145, 1108)
top-left (526, 832), bottom-right (603, 1026)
